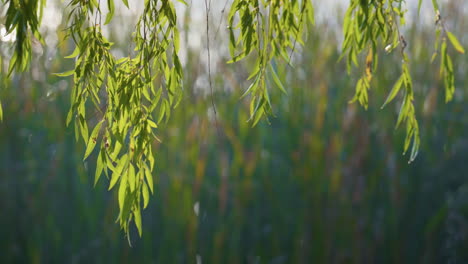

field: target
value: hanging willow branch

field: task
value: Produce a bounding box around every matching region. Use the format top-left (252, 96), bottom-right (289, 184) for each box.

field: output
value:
top-left (0, 0), bottom-right (465, 239)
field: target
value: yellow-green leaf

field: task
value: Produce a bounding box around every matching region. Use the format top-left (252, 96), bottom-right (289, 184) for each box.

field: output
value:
top-left (65, 46), bottom-right (80, 59)
top-left (142, 181), bottom-right (150, 209)
top-left (83, 120), bottom-right (104, 160)
top-left (382, 74), bottom-right (404, 109)
top-left (109, 153), bottom-right (128, 190)
top-left (144, 164), bottom-right (154, 194)
top-left (118, 169), bottom-right (128, 210)
top-left (53, 70), bottom-right (74, 77)
top-left (269, 63), bottom-right (287, 95)
top-left (105, 0), bottom-right (115, 25)
top-left (94, 148), bottom-right (105, 186)
top-left (447, 31), bottom-right (465, 54)
top-left (134, 207), bottom-right (142, 237)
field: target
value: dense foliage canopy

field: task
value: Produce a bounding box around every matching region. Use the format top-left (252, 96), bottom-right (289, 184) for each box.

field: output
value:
top-left (0, 0), bottom-right (464, 240)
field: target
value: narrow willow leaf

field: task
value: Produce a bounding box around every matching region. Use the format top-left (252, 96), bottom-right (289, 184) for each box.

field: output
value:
top-left (173, 28), bottom-right (180, 52)
top-left (109, 153), bottom-right (128, 190)
top-left (396, 94), bottom-right (409, 129)
top-left (121, 0), bottom-right (129, 8)
top-left (110, 140), bottom-right (122, 161)
top-left (446, 31), bottom-right (465, 54)
top-left (147, 148), bottom-right (155, 171)
top-left (409, 134), bottom-right (420, 163)
top-left (94, 148), bottom-right (105, 186)
top-left (7, 53), bottom-right (17, 77)
top-left (382, 75), bottom-right (404, 109)
top-left (440, 39), bottom-right (447, 72)
top-left (65, 46), bottom-right (80, 59)
top-left (53, 70), bottom-right (74, 77)
top-left (252, 107), bottom-right (265, 127)
top-left (241, 74), bottom-right (260, 99)
top-left (269, 63), bottom-right (287, 95)
top-left (105, 0), bottom-right (115, 25)
top-left (118, 169), bottom-right (128, 210)
top-left (174, 0), bottom-right (188, 5)
top-left (134, 207), bottom-right (142, 237)
top-left (0, 102), bottom-right (3, 120)
top-left (147, 119), bottom-right (157, 128)
top-left (142, 181), bottom-right (150, 209)
top-left (128, 163), bottom-right (136, 192)
top-left (431, 0), bottom-right (439, 11)
top-left (164, 99), bottom-right (171, 123)
top-left (74, 118), bottom-right (80, 142)
top-left (79, 116), bottom-right (89, 145)
top-left (144, 164), bottom-right (154, 194)
top-left (83, 120), bottom-right (104, 160)
top-left (157, 100), bottom-right (166, 124)
top-left (430, 52), bottom-right (438, 63)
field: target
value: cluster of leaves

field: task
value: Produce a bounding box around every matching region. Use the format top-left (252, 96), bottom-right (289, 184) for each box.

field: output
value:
top-left (0, 0), bottom-right (45, 120)
top-left (430, 8), bottom-right (465, 102)
top-left (57, 0), bottom-right (184, 241)
top-left (2, 0), bottom-right (44, 75)
top-left (341, 0), bottom-right (464, 162)
top-left (227, 0), bottom-right (314, 125)
top-left (0, 0), bottom-right (465, 239)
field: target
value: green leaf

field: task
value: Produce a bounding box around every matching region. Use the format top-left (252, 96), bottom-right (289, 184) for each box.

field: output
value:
top-left (134, 207), bottom-right (142, 237)
top-left (83, 120), bottom-right (104, 160)
top-left (144, 164), bottom-right (154, 194)
top-left (0, 102), bottom-right (3, 121)
top-left (382, 74), bottom-right (404, 109)
top-left (409, 133), bottom-right (420, 163)
top-left (269, 63), bottom-right (287, 95)
top-left (241, 74), bottom-right (260, 99)
top-left (157, 100), bottom-right (166, 124)
top-left (105, 0), bottom-right (115, 25)
top-left (251, 107), bottom-right (265, 127)
top-left (430, 52), bottom-right (438, 63)
top-left (94, 148), bottom-right (105, 186)
top-left (65, 46), bottom-right (80, 59)
top-left (53, 70), bottom-right (74, 77)
top-left (396, 94), bottom-right (409, 129)
top-left (446, 31), bottom-right (465, 54)
top-left (7, 53), bottom-right (17, 77)
top-left (128, 163), bottom-right (136, 192)
top-left (431, 0), bottom-right (439, 11)
top-left (109, 153), bottom-right (128, 190)
top-left (142, 181), bottom-right (150, 209)
top-left (122, 0), bottom-right (129, 8)
top-left (118, 168), bottom-right (128, 210)
top-left (79, 116), bottom-right (89, 145)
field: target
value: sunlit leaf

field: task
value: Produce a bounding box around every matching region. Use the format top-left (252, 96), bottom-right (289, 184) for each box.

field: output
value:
top-left (446, 31), bottom-right (465, 54)
top-left (84, 120), bottom-right (104, 161)
top-left (382, 74), bottom-right (404, 109)
top-left (134, 207), bottom-right (142, 237)
top-left (53, 70), bottom-right (74, 77)
top-left (109, 153), bottom-right (128, 190)
top-left (142, 181), bottom-right (150, 209)
top-left (144, 164), bottom-right (154, 194)
top-left (65, 46), bottom-right (80, 59)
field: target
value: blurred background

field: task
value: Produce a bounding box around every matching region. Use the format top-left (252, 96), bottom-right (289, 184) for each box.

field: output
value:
top-left (0, 0), bottom-right (467, 263)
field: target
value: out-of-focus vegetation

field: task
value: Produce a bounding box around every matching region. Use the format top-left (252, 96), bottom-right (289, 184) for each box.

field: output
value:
top-left (1, 2), bottom-right (467, 263)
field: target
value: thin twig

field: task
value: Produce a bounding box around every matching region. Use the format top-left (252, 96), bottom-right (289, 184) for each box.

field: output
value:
top-left (214, 0), bottom-right (230, 41)
top-left (204, 0), bottom-right (222, 138)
